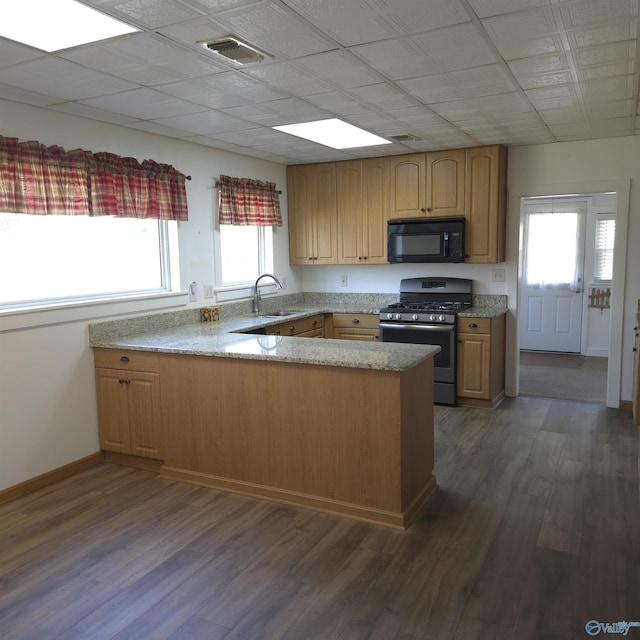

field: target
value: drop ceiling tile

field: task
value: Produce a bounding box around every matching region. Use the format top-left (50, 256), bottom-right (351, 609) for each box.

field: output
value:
top-left (279, 0), bottom-right (402, 46)
top-left (61, 33), bottom-right (226, 84)
top-left (88, 0), bottom-right (201, 29)
top-left (79, 88), bottom-right (207, 120)
top-left (589, 116), bottom-right (635, 135)
top-left (445, 63), bottom-right (519, 96)
top-left (242, 62), bottom-right (332, 94)
top-left (152, 109), bottom-right (254, 134)
top-left (547, 122), bottom-right (591, 137)
top-left (396, 75), bottom-right (465, 103)
top-left (567, 22), bottom-right (637, 49)
top-left (580, 75), bottom-right (635, 100)
top-left (515, 70), bottom-right (576, 90)
top-left (578, 62), bottom-right (634, 80)
top-left (411, 23), bottom-right (498, 72)
top-left (350, 38), bottom-right (441, 81)
top-left (572, 41), bottom-right (637, 68)
top-left (558, 0), bottom-right (638, 30)
top-left (471, 92), bottom-right (533, 115)
top-left (508, 53), bottom-right (569, 76)
top-left (537, 106), bottom-right (586, 124)
top-left (257, 97), bottom-right (331, 122)
top-left (124, 119), bottom-right (195, 138)
top-left (468, 0), bottom-right (550, 19)
top-left (384, 106), bottom-right (445, 126)
top-left (482, 7), bottom-right (565, 59)
top-left (218, 103), bottom-right (284, 125)
top-left (180, 0), bottom-right (276, 14)
top-left (300, 91), bottom-right (370, 116)
top-left (49, 101), bottom-right (140, 124)
top-left (0, 83), bottom-right (63, 108)
top-left (429, 100), bottom-right (480, 121)
top-left (345, 83), bottom-right (417, 110)
top-left (588, 99), bottom-right (636, 118)
top-left (0, 39), bottom-right (45, 68)
top-left (157, 17), bottom-right (229, 49)
top-left (154, 80), bottom-right (251, 109)
top-left (294, 51), bottom-right (382, 89)
top-left (0, 58), bottom-right (137, 101)
top-left (215, 1), bottom-right (337, 58)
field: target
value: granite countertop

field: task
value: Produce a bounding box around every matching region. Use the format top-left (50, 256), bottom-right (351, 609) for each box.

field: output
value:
top-left (89, 305), bottom-right (439, 372)
top-left (88, 293), bottom-right (509, 372)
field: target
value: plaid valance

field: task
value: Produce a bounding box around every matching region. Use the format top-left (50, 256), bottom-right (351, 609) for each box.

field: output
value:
top-left (0, 135), bottom-right (188, 221)
top-left (218, 174), bottom-right (282, 226)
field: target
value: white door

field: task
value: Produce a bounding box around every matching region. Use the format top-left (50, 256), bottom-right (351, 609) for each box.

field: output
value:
top-left (519, 198), bottom-right (586, 353)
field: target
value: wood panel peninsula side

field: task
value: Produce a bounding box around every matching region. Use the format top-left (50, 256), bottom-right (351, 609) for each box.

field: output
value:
top-left (90, 311), bottom-right (441, 530)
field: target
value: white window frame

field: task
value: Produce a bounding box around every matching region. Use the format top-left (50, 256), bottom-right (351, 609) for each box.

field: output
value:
top-left (213, 223), bottom-right (274, 302)
top-left (593, 213), bottom-right (615, 283)
top-left (0, 213), bottom-right (179, 311)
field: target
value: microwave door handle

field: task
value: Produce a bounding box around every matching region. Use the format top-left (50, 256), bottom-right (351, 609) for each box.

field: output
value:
top-left (443, 231), bottom-right (449, 257)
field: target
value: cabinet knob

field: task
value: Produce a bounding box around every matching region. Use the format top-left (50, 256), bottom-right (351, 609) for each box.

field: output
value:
top-left (289, 325), bottom-right (295, 331)
top-left (118, 378), bottom-right (125, 384)
top-left (312, 320), bottom-right (317, 326)
top-left (352, 318), bottom-right (360, 324)
top-left (420, 207), bottom-right (426, 213)
top-left (120, 356), bottom-right (129, 362)
top-left (124, 379), bottom-right (131, 384)
top-left (308, 257), bottom-right (313, 261)
top-left (427, 207), bottom-right (432, 212)
top-left (469, 323), bottom-right (478, 328)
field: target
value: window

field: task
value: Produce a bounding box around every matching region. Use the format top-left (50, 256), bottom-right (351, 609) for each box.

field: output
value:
top-left (594, 215), bottom-right (615, 282)
top-left (217, 224), bottom-right (273, 290)
top-left (0, 213), bottom-right (175, 308)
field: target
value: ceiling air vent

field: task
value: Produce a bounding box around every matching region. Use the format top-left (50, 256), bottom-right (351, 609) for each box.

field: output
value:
top-left (390, 134), bottom-right (421, 142)
top-left (199, 36), bottom-right (268, 65)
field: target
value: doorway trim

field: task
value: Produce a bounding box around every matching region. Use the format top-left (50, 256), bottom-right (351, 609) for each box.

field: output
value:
top-left (506, 179), bottom-right (630, 408)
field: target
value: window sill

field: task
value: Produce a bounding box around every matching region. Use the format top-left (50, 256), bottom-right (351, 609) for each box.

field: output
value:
top-left (0, 291), bottom-right (189, 332)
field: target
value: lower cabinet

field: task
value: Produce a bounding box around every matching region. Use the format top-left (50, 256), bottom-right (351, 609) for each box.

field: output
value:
top-left (266, 314), bottom-right (325, 337)
top-left (332, 314), bottom-right (379, 341)
top-left (93, 348), bottom-right (163, 459)
top-left (456, 315), bottom-right (505, 409)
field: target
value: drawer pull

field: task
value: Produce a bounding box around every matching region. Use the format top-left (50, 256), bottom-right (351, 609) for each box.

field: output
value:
top-left (469, 323), bottom-right (478, 328)
top-left (312, 320), bottom-right (317, 326)
top-left (352, 318), bottom-right (360, 324)
top-left (120, 356), bottom-right (130, 362)
top-left (289, 325), bottom-right (295, 331)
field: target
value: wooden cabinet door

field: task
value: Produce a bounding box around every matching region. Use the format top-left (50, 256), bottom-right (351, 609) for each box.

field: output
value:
top-left (333, 327), bottom-right (379, 341)
top-left (337, 160), bottom-right (362, 265)
top-left (389, 154), bottom-right (425, 219)
top-left (465, 145), bottom-right (507, 263)
top-left (425, 149), bottom-right (465, 216)
top-left (127, 371), bottom-right (162, 459)
top-left (361, 157), bottom-right (388, 264)
top-left (287, 163), bottom-right (337, 265)
top-left (457, 333), bottom-right (491, 399)
top-left (95, 367), bottom-right (131, 454)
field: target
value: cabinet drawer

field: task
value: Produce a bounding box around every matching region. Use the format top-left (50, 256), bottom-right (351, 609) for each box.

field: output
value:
top-left (93, 348), bottom-right (159, 372)
top-left (457, 317), bottom-right (491, 334)
top-left (332, 313), bottom-right (379, 330)
top-left (267, 314), bottom-right (325, 336)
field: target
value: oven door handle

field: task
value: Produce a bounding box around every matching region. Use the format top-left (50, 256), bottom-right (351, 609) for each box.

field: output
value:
top-left (379, 322), bottom-right (455, 332)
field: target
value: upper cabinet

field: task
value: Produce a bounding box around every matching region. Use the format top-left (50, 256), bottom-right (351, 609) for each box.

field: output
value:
top-left (287, 144), bottom-right (507, 266)
top-left (389, 149), bottom-right (465, 219)
top-left (465, 145), bottom-right (507, 264)
top-left (287, 163), bottom-right (338, 265)
top-left (337, 157), bottom-right (388, 265)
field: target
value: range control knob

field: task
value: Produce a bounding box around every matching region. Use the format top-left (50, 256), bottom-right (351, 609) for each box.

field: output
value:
top-left (412, 313), bottom-right (419, 321)
top-left (439, 315), bottom-right (446, 322)
top-left (429, 314), bottom-right (437, 321)
top-left (395, 313), bottom-right (402, 320)
top-left (387, 312), bottom-right (393, 320)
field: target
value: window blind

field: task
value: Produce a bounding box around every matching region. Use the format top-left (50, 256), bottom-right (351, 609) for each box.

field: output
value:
top-left (594, 215), bottom-right (615, 281)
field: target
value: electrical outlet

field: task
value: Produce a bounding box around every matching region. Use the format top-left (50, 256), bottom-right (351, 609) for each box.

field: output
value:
top-left (204, 284), bottom-right (214, 299)
top-left (340, 275), bottom-right (348, 287)
top-left (491, 269), bottom-right (505, 283)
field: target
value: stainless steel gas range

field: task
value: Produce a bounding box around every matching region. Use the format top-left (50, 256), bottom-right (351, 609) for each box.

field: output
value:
top-left (379, 277), bottom-right (473, 406)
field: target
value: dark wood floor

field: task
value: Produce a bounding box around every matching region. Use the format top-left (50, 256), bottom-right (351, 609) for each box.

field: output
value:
top-left (1, 397), bottom-right (638, 640)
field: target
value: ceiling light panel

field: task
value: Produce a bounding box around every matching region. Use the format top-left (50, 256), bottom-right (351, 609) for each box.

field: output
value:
top-left (0, 0), bottom-right (138, 52)
top-left (274, 118), bottom-right (391, 149)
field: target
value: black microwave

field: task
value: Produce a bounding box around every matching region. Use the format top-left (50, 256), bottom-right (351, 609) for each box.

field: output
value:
top-left (387, 216), bottom-right (465, 263)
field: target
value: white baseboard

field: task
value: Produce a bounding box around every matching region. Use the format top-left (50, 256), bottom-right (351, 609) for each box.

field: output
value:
top-left (585, 348), bottom-right (608, 358)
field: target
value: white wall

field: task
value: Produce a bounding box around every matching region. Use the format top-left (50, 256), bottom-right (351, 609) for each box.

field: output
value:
top-left (2, 98), bottom-right (638, 493)
top-left (0, 99), bottom-right (292, 492)
top-left (506, 137), bottom-right (639, 404)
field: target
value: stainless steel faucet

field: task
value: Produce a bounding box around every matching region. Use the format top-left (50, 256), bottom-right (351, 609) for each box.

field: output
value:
top-left (253, 273), bottom-right (283, 314)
